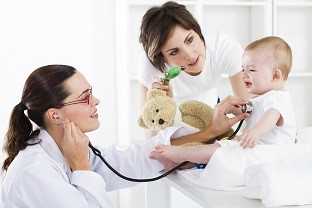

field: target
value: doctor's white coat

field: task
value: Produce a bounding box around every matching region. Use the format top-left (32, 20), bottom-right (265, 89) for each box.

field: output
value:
top-left (0, 127), bottom-right (192, 208)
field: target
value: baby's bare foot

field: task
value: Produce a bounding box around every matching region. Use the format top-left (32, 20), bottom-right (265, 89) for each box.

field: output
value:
top-left (151, 143), bottom-right (218, 165)
top-left (150, 145), bottom-right (187, 163)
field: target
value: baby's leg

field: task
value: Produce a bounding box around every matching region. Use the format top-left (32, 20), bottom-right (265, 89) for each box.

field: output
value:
top-left (150, 143), bottom-right (220, 164)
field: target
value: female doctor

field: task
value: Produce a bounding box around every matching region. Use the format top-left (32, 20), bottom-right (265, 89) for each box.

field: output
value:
top-left (1, 64), bottom-right (248, 207)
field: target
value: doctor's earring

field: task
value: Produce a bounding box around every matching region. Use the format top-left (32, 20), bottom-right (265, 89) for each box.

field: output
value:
top-left (49, 111), bottom-right (61, 120)
top-left (52, 113), bottom-right (66, 126)
top-left (53, 114), bottom-right (60, 119)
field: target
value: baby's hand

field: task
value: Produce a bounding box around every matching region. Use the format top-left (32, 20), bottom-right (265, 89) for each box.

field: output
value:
top-left (236, 129), bottom-right (259, 149)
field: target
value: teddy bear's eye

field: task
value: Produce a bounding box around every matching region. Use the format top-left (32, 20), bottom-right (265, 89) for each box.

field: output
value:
top-left (156, 109), bottom-right (159, 113)
top-left (152, 120), bottom-right (155, 123)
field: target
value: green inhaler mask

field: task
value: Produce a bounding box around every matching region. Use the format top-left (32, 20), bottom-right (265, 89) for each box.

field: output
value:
top-left (161, 66), bottom-right (183, 85)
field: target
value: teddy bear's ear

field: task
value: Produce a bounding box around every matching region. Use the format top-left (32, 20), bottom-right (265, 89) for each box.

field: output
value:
top-left (138, 117), bottom-right (147, 128)
top-left (147, 89), bottom-right (167, 100)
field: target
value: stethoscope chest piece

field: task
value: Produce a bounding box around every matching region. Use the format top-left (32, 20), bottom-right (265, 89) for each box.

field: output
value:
top-left (241, 101), bottom-right (253, 114)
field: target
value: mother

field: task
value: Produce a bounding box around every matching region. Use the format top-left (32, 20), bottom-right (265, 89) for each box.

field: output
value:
top-left (139, 1), bottom-right (248, 104)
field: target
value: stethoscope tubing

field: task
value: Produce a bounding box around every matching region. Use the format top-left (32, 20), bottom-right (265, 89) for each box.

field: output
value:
top-left (89, 97), bottom-right (247, 182)
top-left (89, 143), bottom-right (189, 182)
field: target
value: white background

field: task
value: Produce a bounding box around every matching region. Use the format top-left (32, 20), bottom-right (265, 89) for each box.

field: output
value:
top-left (1, 0), bottom-right (312, 208)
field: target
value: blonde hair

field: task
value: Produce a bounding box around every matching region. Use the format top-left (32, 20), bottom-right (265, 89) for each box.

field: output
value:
top-left (245, 36), bottom-right (292, 80)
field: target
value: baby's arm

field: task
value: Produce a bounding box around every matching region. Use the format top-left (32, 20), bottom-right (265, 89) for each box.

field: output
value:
top-left (238, 109), bottom-right (281, 148)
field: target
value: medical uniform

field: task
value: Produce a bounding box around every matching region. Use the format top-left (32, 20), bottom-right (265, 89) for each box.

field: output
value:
top-left (1, 126), bottom-right (191, 208)
top-left (139, 34), bottom-right (243, 104)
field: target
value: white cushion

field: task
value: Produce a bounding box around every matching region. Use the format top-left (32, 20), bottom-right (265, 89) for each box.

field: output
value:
top-left (296, 127), bottom-right (312, 144)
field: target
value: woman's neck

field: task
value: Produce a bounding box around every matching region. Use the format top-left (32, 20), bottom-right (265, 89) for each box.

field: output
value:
top-left (46, 126), bottom-right (64, 151)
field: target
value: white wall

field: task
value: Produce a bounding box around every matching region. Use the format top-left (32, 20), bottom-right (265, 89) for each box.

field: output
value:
top-left (0, 0), bottom-right (118, 151)
top-left (0, 0), bottom-right (119, 204)
top-left (1, 1), bottom-right (312, 208)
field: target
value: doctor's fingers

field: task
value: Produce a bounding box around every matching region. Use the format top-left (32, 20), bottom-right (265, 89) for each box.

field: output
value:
top-left (71, 123), bottom-right (89, 145)
top-left (215, 101), bottom-right (237, 116)
top-left (216, 98), bottom-right (246, 115)
top-left (227, 113), bottom-right (248, 127)
top-left (221, 100), bottom-right (248, 115)
top-left (62, 121), bottom-right (73, 144)
top-left (60, 122), bottom-right (76, 156)
top-left (63, 119), bottom-right (71, 135)
top-left (226, 105), bottom-right (244, 116)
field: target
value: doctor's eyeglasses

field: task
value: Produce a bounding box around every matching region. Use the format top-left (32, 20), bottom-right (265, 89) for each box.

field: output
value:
top-left (58, 88), bottom-right (93, 107)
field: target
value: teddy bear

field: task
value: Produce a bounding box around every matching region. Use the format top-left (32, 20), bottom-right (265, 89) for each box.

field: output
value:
top-left (138, 89), bottom-right (233, 144)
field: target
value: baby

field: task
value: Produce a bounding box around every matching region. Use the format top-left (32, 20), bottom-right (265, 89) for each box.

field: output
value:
top-left (150, 36), bottom-right (297, 165)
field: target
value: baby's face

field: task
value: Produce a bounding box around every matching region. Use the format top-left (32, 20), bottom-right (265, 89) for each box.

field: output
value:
top-left (242, 49), bottom-right (275, 95)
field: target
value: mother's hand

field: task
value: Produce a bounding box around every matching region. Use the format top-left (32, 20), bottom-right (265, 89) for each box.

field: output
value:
top-left (60, 121), bottom-right (90, 171)
top-left (210, 96), bottom-right (249, 136)
top-left (151, 81), bottom-right (173, 97)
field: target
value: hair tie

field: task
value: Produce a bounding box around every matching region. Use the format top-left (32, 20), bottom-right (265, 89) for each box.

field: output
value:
top-left (19, 102), bottom-right (27, 110)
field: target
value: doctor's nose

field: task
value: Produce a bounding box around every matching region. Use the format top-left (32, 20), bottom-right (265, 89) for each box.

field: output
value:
top-left (91, 96), bottom-right (100, 106)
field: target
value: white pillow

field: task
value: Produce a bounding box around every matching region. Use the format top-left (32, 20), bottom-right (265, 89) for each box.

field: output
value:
top-left (296, 126), bottom-right (312, 144)
top-left (251, 160), bottom-right (312, 207)
top-left (244, 144), bottom-right (312, 207)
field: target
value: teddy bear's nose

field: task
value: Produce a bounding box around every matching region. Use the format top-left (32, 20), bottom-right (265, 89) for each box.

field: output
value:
top-left (158, 119), bottom-right (165, 125)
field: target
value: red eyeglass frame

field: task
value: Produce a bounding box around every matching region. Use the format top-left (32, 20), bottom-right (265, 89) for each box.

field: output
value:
top-left (58, 88), bottom-right (92, 107)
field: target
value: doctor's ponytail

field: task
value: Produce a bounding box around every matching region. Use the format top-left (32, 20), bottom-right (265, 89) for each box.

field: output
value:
top-left (2, 65), bottom-right (76, 171)
top-left (2, 102), bottom-right (40, 171)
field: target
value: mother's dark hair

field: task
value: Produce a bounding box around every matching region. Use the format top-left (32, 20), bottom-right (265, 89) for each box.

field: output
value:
top-left (139, 1), bottom-right (205, 72)
top-left (2, 65), bottom-right (76, 170)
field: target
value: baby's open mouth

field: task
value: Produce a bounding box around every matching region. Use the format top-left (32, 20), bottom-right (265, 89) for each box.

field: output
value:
top-left (244, 81), bottom-right (252, 88)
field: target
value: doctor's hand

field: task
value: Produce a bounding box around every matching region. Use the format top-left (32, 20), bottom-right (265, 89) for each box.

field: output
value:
top-left (60, 120), bottom-right (91, 171)
top-left (209, 96), bottom-right (250, 136)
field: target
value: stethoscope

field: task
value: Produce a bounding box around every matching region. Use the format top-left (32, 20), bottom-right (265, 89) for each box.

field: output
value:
top-left (88, 143), bottom-right (189, 182)
top-left (88, 98), bottom-right (253, 183)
